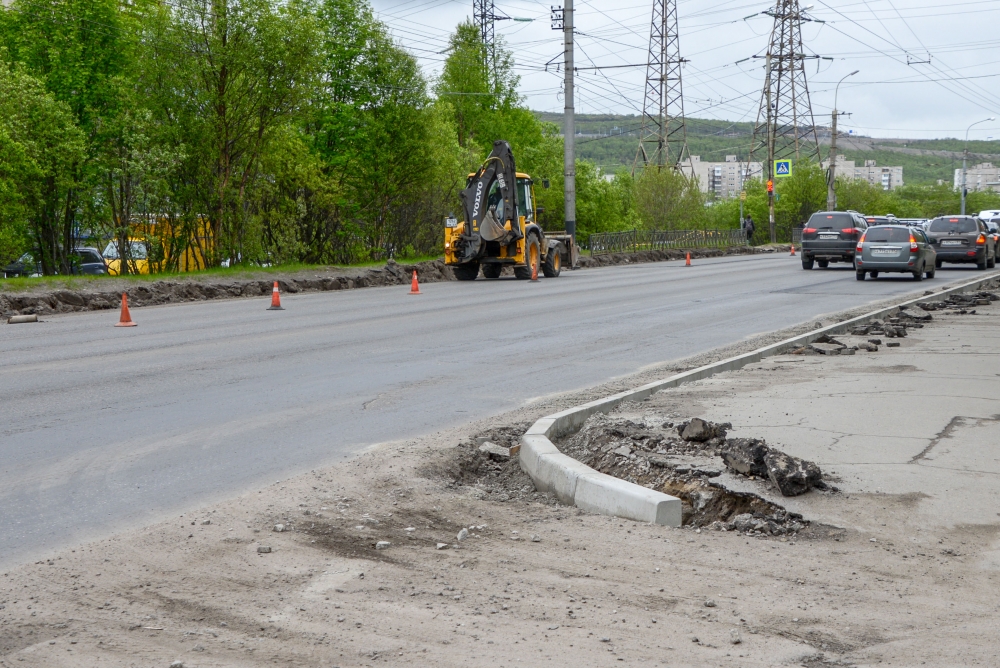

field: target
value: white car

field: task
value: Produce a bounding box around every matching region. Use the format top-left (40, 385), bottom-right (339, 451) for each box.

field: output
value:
top-left (978, 209), bottom-right (1000, 220)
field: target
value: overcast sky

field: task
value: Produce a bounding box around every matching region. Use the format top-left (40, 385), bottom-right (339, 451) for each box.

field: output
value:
top-left (369, 0), bottom-right (1000, 140)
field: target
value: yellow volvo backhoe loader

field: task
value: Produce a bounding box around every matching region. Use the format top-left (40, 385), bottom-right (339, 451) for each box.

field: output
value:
top-left (444, 140), bottom-right (577, 280)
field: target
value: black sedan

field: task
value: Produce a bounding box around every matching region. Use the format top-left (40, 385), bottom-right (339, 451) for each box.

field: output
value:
top-left (925, 216), bottom-right (996, 269)
top-left (2, 247), bottom-right (109, 278)
top-left (800, 211), bottom-right (869, 269)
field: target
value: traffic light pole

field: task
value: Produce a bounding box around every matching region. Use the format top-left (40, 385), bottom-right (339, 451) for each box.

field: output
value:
top-left (765, 54), bottom-right (775, 243)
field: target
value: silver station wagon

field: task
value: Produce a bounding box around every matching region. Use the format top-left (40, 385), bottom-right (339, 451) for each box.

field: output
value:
top-left (854, 225), bottom-right (936, 281)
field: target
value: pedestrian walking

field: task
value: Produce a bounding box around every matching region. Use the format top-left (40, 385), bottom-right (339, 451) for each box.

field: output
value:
top-left (742, 215), bottom-right (756, 244)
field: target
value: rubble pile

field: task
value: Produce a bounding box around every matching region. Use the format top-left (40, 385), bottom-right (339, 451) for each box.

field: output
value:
top-left (917, 290), bottom-right (998, 314)
top-left (722, 438), bottom-right (825, 497)
top-left (556, 414), bottom-right (814, 534)
top-left (442, 424), bottom-right (557, 505)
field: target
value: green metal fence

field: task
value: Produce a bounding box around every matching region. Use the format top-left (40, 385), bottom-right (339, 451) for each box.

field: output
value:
top-left (589, 229), bottom-right (749, 255)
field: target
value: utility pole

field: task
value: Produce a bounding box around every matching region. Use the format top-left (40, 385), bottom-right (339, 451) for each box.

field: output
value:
top-left (962, 117), bottom-right (995, 215)
top-left (749, 0), bottom-right (823, 242)
top-left (562, 0), bottom-right (575, 239)
top-left (827, 70), bottom-right (859, 212)
top-left (633, 0), bottom-right (691, 174)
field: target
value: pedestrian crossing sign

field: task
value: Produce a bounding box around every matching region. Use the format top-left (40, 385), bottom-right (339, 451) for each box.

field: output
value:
top-left (773, 159), bottom-right (792, 178)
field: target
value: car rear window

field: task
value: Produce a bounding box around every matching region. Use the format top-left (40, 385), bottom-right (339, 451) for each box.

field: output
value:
top-left (865, 227), bottom-right (910, 243)
top-left (807, 213), bottom-right (856, 229)
top-left (929, 217), bottom-right (978, 233)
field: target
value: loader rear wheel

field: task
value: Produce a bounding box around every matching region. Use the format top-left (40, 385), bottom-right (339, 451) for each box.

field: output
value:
top-left (481, 264), bottom-right (502, 279)
top-left (514, 235), bottom-right (540, 280)
top-left (542, 246), bottom-right (562, 278)
top-left (453, 262), bottom-right (480, 281)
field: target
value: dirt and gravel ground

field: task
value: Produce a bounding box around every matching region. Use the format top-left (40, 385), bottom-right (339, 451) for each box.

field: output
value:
top-left (0, 245), bottom-right (788, 319)
top-left (2, 280), bottom-right (997, 668)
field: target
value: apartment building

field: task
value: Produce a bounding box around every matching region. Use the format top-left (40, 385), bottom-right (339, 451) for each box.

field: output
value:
top-left (953, 162), bottom-right (1000, 193)
top-left (681, 155), bottom-right (764, 199)
top-left (822, 156), bottom-right (904, 190)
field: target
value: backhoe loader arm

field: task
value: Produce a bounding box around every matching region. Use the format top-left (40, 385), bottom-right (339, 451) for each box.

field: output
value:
top-left (456, 140), bottom-right (522, 261)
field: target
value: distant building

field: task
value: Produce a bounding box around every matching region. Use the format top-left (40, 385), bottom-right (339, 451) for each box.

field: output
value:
top-left (822, 156), bottom-right (903, 190)
top-left (681, 155), bottom-right (763, 199)
top-left (954, 163), bottom-right (1000, 193)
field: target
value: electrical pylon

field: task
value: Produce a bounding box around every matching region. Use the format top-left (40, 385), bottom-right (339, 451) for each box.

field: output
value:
top-left (473, 0), bottom-right (504, 94)
top-left (633, 0), bottom-right (691, 174)
top-left (748, 0), bottom-right (822, 171)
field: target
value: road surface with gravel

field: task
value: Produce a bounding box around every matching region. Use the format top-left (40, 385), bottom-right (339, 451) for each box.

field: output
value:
top-left (0, 254), bottom-right (984, 565)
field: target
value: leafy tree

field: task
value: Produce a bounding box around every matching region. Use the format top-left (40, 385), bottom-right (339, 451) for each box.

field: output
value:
top-left (0, 61), bottom-right (85, 273)
top-left (633, 167), bottom-right (705, 230)
top-left (163, 0), bottom-right (322, 265)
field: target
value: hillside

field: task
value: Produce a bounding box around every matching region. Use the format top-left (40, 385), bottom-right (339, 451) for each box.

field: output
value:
top-left (536, 112), bottom-right (1000, 185)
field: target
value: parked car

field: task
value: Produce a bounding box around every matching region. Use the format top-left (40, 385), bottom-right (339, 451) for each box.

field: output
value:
top-left (2, 248), bottom-right (106, 277)
top-left (854, 225), bottom-right (936, 281)
top-left (896, 218), bottom-right (929, 229)
top-left (977, 209), bottom-right (1000, 221)
top-left (925, 215), bottom-right (996, 269)
top-left (71, 247), bottom-right (109, 275)
top-left (2, 252), bottom-right (41, 278)
top-left (800, 211), bottom-right (869, 269)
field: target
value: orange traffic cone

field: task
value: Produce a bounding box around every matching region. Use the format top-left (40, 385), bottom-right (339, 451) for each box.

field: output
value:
top-left (685, 251), bottom-right (691, 267)
top-left (115, 292), bottom-right (136, 327)
top-left (409, 271), bottom-right (421, 295)
top-left (790, 244), bottom-right (796, 256)
top-left (267, 281), bottom-right (284, 310)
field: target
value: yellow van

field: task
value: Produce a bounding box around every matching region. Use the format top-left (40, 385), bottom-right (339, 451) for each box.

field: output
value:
top-left (102, 239), bottom-right (151, 275)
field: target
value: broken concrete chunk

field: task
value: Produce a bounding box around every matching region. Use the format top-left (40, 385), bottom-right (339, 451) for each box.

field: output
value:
top-left (478, 442), bottom-right (511, 461)
top-left (808, 342), bottom-right (841, 355)
top-left (436, 543), bottom-right (448, 550)
top-left (257, 546), bottom-right (272, 554)
top-left (887, 341), bottom-right (900, 348)
top-left (678, 418), bottom-right (732, 442)
top-left (857, 342), bottom-right (878, 352)
top-left (375, 541), bottom-right (391, 550)
top-left (612, 445), bottom-right (632, 457)
top-left (720, 438), bottom-right (770, 477)
top-left (457, 528), bottom-right (469, 542)
top-left (899, 308), bottom-right (931, 322)
top-left (763, 450), bottom-right (823, 497)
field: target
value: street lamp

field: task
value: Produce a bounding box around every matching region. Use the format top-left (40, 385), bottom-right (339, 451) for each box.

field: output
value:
top-left (962, 116), bottom-right (995, 215)
top-left (827, 70), bottom-right (859, 211)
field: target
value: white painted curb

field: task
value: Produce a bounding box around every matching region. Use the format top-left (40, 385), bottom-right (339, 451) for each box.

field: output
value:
top-left (520, 271), bottom-right (1000, 527)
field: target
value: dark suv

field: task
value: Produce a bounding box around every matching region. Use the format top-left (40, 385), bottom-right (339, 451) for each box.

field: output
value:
top-left (925, 216), bottom-right (996, 269)
top-left (2, 247), bottom-right (108, 278)
top-left (800, 211), bottom-right (869, 269)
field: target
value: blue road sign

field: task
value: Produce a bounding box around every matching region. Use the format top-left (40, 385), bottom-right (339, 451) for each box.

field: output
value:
top-left (773, 160), bottom-right (792, 178)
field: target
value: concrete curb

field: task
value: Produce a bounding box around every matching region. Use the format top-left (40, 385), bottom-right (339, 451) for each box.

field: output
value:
top-left (520, 271), bottom-right (1000, 527)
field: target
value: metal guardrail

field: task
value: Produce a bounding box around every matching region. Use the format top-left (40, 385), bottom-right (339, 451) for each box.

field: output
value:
top-left (792, 228), bottom-right (802, 245)
top-left (589, 229), bottom-right (749, 255)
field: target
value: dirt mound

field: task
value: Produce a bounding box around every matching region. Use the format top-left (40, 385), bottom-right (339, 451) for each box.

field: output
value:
top-left (0, 258), bottom-right (453, 318)
top-left (1, 245), bottom-right (790, 319)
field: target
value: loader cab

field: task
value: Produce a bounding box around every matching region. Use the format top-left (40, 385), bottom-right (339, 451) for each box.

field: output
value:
top-left (465, 172), bottom-right (535, 226)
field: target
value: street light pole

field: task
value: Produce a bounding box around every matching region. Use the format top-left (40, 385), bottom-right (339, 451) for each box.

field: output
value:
top-left (827, 70), bottom-right (858, 212)
top-left (962, 117), bottom-right (995, 215)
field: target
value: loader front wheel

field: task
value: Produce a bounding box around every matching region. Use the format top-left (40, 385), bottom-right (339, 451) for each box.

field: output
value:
top-left (481, 264), bottom-right (502, 279)
top-left (514, 235), bottom-right (541, 280)
top-left (452, 262), bottom-right (480, 281)
top-left (542, 245), bottom-right (562, 277)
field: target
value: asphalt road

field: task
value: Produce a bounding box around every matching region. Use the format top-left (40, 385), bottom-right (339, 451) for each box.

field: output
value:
top-left (0, 255), bottom-right (985, 565)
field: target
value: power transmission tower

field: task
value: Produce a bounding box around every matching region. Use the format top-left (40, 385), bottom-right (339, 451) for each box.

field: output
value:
top-left (749, 0), bottom-right (823, 242)
top-left (633, 0), bottom-right (691, 174)
top-left (473, 0), bottom-right (507, 94)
